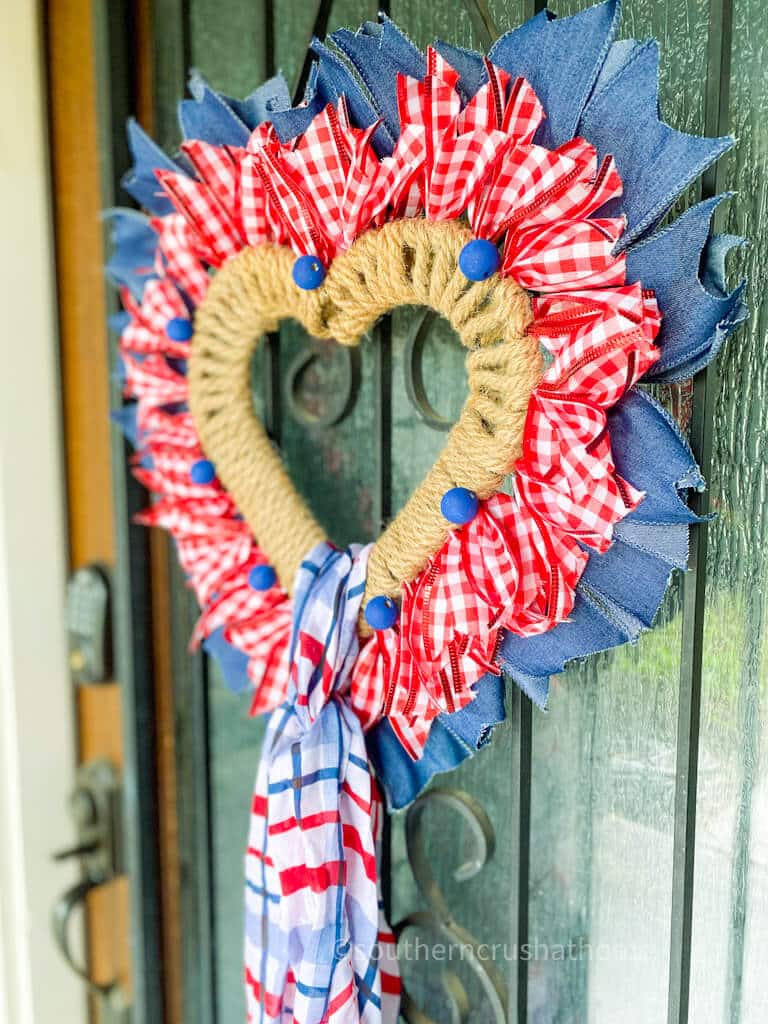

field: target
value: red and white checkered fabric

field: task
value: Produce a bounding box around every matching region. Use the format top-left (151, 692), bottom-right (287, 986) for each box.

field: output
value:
top-left (155, 168), bottom-right (243, 267)
top-left (119, 278), bottom-right (191, 357)
top-left (151, 213), bottom-right (210, 305)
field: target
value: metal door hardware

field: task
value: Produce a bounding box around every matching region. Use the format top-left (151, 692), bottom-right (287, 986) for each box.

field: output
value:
top-left (51, 759), bottom-right (130, 1022)
top-left (67, 564), bottom-right (113, 684)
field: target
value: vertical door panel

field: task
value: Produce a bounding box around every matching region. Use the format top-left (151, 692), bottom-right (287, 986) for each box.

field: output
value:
top-left (384, 6), bottom-right (531, 1023)
top-left (184, 9), bottom-right (268, 1021)
top-left (689, 0), bottom-right (768, 1019)
top-left (520, 2), bottom-right (712, 1021)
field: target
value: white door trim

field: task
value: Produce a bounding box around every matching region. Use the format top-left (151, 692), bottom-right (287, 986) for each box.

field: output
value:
top-left (0, 5), bottom-right (85, 1022)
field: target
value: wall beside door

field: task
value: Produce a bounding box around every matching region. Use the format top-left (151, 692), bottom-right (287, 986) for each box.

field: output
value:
top-left (0, 5), bottom-right (84, 1023)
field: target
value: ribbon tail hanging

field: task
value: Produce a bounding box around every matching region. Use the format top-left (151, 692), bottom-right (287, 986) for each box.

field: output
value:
top-left (244, 542), bottom-right (401, 1024)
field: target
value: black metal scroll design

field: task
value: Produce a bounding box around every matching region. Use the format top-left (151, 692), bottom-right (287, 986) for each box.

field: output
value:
top-left (285, 340), bottom-right (361, 428)
top-left (395, 788), bottom-right (507, 1024)
top-left (403, 310), bottom-right (457, 432)
top-left (404, 310), bottom-right (450, 432)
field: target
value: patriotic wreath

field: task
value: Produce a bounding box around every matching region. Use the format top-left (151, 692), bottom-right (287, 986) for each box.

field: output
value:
top-left (107, 2), bottom-right (746, 1021)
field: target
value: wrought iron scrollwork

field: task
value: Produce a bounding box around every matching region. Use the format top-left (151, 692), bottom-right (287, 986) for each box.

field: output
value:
top-left (395, 788), bottom-right (507, 1024)
top-left (285, 340), bottom-right (361, 427)
top-left (403, 310), bottom-right (454, 432)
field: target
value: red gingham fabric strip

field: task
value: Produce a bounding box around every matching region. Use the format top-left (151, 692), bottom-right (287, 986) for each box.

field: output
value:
top-left (155, 169), bottom-right (243, 267)
top-left (150, 214), bottom-right (210, 305)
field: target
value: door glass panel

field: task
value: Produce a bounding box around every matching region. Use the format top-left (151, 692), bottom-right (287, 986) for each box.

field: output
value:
top-left (689, 0), bottom-right (768, 1019)
top-left (510, 0), bottom-right (711, 1017)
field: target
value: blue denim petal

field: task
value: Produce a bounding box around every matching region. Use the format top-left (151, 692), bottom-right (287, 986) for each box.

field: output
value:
top-left (122, 119), bottom-right (181, 215)
top-left (269, 64), bottom-right (325, 143)
top-left (227, 74), bottom-right (291, 128)
top-left (590, 38), bottom-right (643, 96)
top-left (501, 527), bottom-right (678, 696)
top-left (488, 0), bottom-right (619, 150)
top-left (179, 72), bottom-right (291, 145)
top-left (501, 588), bottom-right (636, 699)
top-left (579, 538), bottom-right (677, 629)
top-left (613, 520), bottom-right (689, 570)
top-left (179, 71), bottom-right (251, 145)
top-left (312, 40), bottom-right (388, 153)
top-left (627, 197), bottom-right (747, 382)
top-left (608, 387), bottom-right (704, 524)
top-left (331, 16), bottom-right (426, 143)
top-left (104, 209), bottom-right (158, 300)
top-left (204, 627), bottom-right (252, 694)
top-left (271, 41), bottom-right (387, 154)
top-left (109, 311), bottom-right (131, 334)
top-left (111, 404), bottom-right (139, 447)
top-left (579, 41), bottom-right (732, 248)
top-left (368, 673), bottom-right (507, 811)
top-left (432, 39), bottom-right (487, 103)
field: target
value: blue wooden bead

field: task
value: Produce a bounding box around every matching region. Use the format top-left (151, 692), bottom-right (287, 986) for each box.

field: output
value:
top-left (458, 239), bottom-right (501, 282)
top-left (441, 486), bottom-right (480, 525)
top-left (292, 255), bottom-right (326, 290)
top-left (248, 564), bottom-right (277, 591)
top-left (166, 316), bottom-right (194, 341)
top-left (190, 458), bottom-right (216, 484)
top-left (364, 595), bottom-right (399, 631)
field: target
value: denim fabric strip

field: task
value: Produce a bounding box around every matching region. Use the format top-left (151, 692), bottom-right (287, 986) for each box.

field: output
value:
top-left (331, 16), bottom-right (426, 145)
top-left (368, 673), bottom-right (507, 811)
top-left (104, 209), bottom-right (158, 300)
top-left (608, 388), bottom-right (704, 523)
top-left (271, 42), bottom-right (387, 154)
top-left (178, 72), bottom-right (292, 146)
top-left (432, 40), bottom-right (488, 103)
top-left (122, 119), bottom-right (181, 216)
top-left (626, 196), bottom-right (747, 382)
top-left (227, 74), bottom-right (291, 130)
top-left (109, 311), bottom-right (132, 334)
top-left (111, 405), bottom-right (139, 448)
top-left (489, 0), bottom-right (620, 150)
top-left (578, 40), bottom-right (733, 248)
top-left (179, 73), bottom-right (251, 146)
top-left (204, 626), bottom-right (252, 694)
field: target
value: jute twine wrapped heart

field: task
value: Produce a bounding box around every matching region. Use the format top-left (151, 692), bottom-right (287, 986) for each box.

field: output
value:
top-left (188, 218), bottom-right (541, 634)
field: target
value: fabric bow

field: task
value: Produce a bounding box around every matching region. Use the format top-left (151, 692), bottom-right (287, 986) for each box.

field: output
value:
top-left (245, 543), bottom-right (400, 1024)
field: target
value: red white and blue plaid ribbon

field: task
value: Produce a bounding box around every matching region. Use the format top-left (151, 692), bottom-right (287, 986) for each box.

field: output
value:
top-left (245, 543), bottom-right (400, 1024)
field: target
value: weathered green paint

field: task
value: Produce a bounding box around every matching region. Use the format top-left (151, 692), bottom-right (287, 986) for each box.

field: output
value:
top-left (129, 2), bottom-right (768, 1022)
top-left (95, 2), bottom-right (165, 1022)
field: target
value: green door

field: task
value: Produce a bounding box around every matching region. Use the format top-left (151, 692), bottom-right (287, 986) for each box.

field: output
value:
top-left (108, 1), bottom-right (768, 1022)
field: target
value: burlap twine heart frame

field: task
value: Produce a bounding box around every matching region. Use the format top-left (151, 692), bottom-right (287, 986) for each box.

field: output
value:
top-left (188, 218), bottom-right (542, 634)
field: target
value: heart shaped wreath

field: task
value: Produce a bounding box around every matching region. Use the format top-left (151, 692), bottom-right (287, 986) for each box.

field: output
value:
top-left (108, 2), bottom-right (747, 1021)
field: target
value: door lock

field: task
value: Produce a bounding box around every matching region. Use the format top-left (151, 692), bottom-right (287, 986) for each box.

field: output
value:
top-left (51, 759), bottom-right (130, 1022)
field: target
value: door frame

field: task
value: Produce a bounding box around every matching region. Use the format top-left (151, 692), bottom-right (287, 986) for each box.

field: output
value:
top-left (45, 1), bottom-right (169, 1021)
top-left (0, 5), bottom-right (84, 1023)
